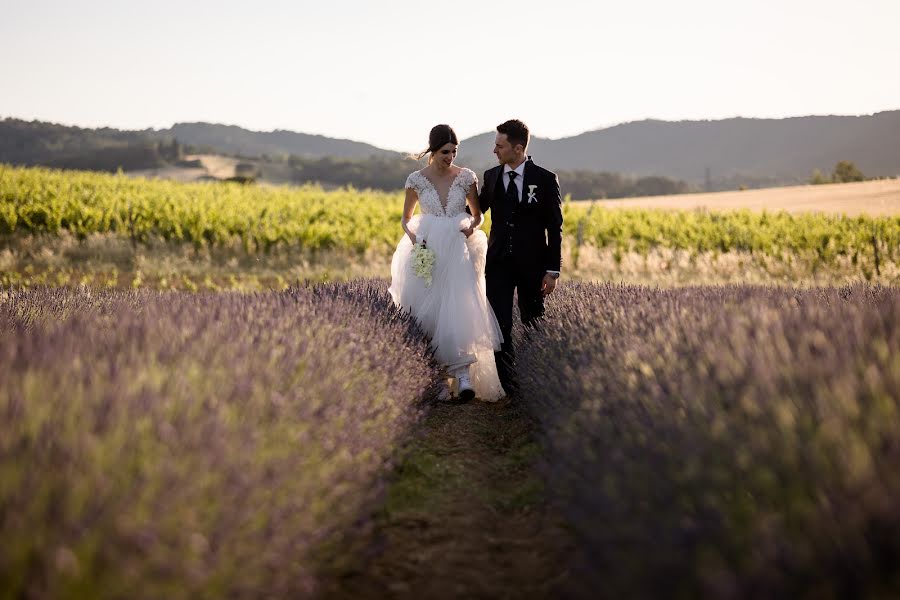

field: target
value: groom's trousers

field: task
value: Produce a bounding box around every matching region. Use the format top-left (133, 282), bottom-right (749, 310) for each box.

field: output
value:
top-left (486, 257), bottom-right (546, 394)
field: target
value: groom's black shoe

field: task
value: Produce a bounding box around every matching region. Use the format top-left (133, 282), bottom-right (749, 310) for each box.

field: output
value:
top-left (500, 376), bottom-right (518, 398)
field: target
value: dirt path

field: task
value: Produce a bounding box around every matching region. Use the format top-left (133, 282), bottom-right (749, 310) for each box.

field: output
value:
top-left (326, 397), bottom-right (571, 599)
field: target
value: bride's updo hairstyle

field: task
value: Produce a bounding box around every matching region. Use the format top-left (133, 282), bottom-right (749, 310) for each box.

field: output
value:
top-left (416, 124), bottom-right (459, 161)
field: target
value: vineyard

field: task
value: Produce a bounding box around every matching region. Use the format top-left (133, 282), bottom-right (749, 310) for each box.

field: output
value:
top-left (0, 165), bottom-right (405, 253)
top-left (2, 165), bottom-right (898, 288)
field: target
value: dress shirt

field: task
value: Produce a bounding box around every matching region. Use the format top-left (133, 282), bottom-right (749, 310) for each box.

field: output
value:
top-left (502, 161), bottom-right (527, 204)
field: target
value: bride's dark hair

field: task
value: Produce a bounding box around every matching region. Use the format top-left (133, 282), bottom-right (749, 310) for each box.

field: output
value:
top-left (416, 124), bottom-right (459, 161)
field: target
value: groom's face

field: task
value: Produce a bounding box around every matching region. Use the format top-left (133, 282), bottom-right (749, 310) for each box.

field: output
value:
top-left (493, 133), bottom-right (524, 166)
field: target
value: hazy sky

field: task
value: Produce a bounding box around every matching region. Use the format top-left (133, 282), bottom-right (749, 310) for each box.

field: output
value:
top-left (2, 0), bottom-right (898, 152)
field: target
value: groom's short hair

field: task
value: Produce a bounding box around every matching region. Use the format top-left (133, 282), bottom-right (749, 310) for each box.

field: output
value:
top-left (497, 119), bottom-right (529, 149)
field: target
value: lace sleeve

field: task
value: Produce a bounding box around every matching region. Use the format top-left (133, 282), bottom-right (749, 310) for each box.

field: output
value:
top-left (404, 171), bottom-right (419, 192)
top-left (463, 168), bottom-right (478, 191)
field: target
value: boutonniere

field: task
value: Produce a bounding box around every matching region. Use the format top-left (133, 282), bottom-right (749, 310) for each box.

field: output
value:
top-left (526, 185), bottom-right (538, 204)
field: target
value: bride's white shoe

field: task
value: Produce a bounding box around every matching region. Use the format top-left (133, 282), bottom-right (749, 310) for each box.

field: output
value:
top-left (457, 372), bottom-right (475, 402)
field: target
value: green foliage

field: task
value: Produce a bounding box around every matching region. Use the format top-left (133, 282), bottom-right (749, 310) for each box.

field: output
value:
top-left (0, 117), bottom-right (185, 172)
top-left (564, 202), bottom-right (900, 267)
top-left (552, 169), bottom-right (689, 200)
top-left (288, 154), bottom-right (422, 192)
top-left (811, 161), bottom-right (867, 185)
top-left (0, 165), bottom-right (407, 253)
top-left (833, 160), bottom-right (865, 183)
top-left (809, 168), bottom-right (830, 185)
top-left (2, 166), bottom-right (897, 272)
top-left (284, 156), bottom-right (691, 200)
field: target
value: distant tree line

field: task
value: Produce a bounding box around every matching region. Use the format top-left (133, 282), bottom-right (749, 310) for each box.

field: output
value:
top-left (287, 154), bottom-right (418, 192)
top-left (0, 118), bottom-right (197, 172)
top-left (554, 169), bottom-right (689, 199)
top-left (45, 139), bottom-right (189, 172)
top-left (810, 161), bottom-right (866, 185)
top-left (279, 154), bottom-right (689, 200)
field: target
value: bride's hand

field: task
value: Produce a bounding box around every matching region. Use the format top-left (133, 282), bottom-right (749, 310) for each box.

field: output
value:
top-left (460, 225), bottom-right (475, 238)
top-left (407, 232), bottom-right (417, 244)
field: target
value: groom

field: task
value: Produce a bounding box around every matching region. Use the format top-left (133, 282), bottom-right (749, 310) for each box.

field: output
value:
top-left (479, 119), bottom-right (563, 395)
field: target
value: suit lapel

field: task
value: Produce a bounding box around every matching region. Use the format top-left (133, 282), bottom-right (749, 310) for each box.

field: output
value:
top-left (490, 166), bottom-right (502, 200)
top-left (488, 167), bottom-right (503, 216)
top-left (496, 167), bottom-right (510, 215)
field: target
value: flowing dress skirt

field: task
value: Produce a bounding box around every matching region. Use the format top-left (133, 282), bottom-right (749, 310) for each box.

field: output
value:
top-left (389, 214), bottom-right (505, 401)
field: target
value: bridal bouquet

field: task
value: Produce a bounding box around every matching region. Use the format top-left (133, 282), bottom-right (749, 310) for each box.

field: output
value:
top-left (411, 240), bottom-right (436, 287)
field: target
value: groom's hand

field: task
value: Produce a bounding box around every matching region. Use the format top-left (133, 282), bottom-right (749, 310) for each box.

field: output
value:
top-left (541, 273), bottom-right (558, 296)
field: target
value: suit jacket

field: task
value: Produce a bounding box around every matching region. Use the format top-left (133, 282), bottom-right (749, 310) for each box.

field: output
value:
top-left (478, 157), bottom-right (563, 273)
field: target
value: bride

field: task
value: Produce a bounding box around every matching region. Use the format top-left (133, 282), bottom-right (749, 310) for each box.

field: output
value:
top-left (389, 124), bottom-right (505, 402)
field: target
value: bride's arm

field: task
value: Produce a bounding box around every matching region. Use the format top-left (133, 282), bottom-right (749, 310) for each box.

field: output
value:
top-left (462, 182), bottom-right (483, 237)
top-left (401, 187), bottom-right (418, 244)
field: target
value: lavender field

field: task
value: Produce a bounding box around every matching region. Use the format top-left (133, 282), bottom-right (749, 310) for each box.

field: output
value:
top-left (0, 281), bottom-right (436, 598)
top-left (517, 283), bottom-right (900, 598)
top-left (2, 281), bottom-right (900, 598)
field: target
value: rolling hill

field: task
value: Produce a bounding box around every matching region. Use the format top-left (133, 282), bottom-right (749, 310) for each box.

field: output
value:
top-left (457, 111), bottom-right (900, 188)
top-left (3, 110), bottom-right (899, 191)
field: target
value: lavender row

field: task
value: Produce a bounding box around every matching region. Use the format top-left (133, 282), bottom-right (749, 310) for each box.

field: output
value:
top-left (515, 283), bottom-right (900, 599)
top-left (0, 281), bottom-right (437, 599)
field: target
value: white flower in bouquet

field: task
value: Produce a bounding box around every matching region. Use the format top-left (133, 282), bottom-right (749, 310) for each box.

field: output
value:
top-left (411, 240), bottom-right (436, 287)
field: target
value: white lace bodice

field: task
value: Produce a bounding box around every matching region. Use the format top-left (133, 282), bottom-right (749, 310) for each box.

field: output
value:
top-left (405, 168), bottom-right (477, 217)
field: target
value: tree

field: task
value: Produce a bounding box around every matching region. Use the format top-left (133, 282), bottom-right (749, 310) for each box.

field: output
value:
top-left (832, 161), bottom-right (865, 183)
top-left (809, 169), bottom-right (830, 185)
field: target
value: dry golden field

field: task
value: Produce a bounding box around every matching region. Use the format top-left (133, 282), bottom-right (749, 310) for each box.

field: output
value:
top-left (586, 178), bottom-right (900, 216)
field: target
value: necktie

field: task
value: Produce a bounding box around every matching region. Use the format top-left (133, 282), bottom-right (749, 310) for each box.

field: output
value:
top-left (506, 171), bottom-right (519, 205)
top-left (504, 171), bottom-right (518, 257)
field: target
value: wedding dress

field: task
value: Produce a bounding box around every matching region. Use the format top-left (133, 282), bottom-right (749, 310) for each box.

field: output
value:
top-left (389, 167), bottom-right (505, 401)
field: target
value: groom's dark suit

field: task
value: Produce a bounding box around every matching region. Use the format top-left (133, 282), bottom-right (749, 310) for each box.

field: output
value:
top-left (479, 157), bottom-right (563, 392)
